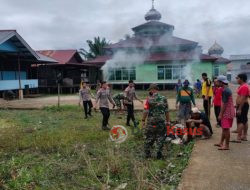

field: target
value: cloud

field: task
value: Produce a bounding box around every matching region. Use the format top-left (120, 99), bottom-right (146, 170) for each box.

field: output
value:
top-left (0, 0), bottom-right (249, 57)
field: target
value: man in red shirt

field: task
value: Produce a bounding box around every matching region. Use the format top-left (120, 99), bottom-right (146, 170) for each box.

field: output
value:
top-left (213, 79), bottom-right (223, 128)
top-left (232, 74), bottom-right (249, 142)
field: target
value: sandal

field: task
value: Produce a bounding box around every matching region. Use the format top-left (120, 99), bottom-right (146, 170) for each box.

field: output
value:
top-left (232, 130), bottom-right (238, 133)
top-left (241, 138), bottom-right (248, 141)
top-left (214, 144), bottom-right (223, 147)
top-left (218, 147), bottom-right (230, 150)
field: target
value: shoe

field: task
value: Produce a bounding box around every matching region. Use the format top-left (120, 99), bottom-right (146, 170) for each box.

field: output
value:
top-left (88, 113), bottom-right (92, 116)
top-left (156, 152), bottom-right (163, 160)
top-left (126, 123), bottom-right (131, 127)
top-left (102, 126), bottom-right (110, 131)
top-left (84, 116), bottom-right (88, 119)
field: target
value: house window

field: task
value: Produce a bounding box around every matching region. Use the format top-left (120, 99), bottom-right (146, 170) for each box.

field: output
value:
top-left (108, 67), bottom-right (136, 81)
top-left (213, 65), bottom-right (220, 77)
top-left (158, 65), bottom-right (185, 80)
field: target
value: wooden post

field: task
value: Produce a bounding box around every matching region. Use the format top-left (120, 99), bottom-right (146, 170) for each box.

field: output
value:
top-left (18, 54), bottom-right (23, 100)
top-left (58, 83), bottom-right (60, 107)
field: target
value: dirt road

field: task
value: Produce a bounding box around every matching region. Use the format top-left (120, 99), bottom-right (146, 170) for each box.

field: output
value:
top-left (178, 111), bottom-right (250, 190)
top-left (0, 95), bottom-right (203, 110)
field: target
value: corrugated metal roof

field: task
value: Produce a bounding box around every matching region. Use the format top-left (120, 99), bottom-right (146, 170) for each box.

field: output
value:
top-left (132, 21), bottom-right (174, 31)
top-left (0, 30), bottom-right (58, 63)
top-left (37, 50), bottom-right (83, 64)
top-left (214, 57), bottom-right (231, 64)
top-left (0, 30), bottom-right (16, 44)
top-left (84, 52), bottom-right (218, 66)
top-left (106, 36), bottom-right (198, 49)
top-left (0, 30), bottom-right (40, 60)
top-left (36, 52), bottom-right (58, 63)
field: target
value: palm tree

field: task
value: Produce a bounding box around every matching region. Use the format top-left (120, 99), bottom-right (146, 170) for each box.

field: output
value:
top-left (80, 37), bottom-right (110, 60)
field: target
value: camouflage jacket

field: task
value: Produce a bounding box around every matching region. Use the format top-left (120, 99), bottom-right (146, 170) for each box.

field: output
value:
top-left (144, 93), bottom-right (169, 124)
top-left (113, 93), bottom-right (125, 100)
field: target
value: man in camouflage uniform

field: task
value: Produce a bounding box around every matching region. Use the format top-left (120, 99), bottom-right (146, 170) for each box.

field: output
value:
top-left (142, 84), bottom-right (170, 159)
top-left (112, 92), bottom-right (125, 111)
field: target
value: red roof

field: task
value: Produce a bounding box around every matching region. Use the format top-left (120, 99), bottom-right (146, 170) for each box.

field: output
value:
top-left (37, 50), bottom-right (82, 64)
top-left (85, 52), bottom-right (217, 66)
top-left (148, 52), bottom-right (217, 62)
top-left (85, 55), bottom-right (111, 64)
top-left (215, 57), bottom-right (231, 64)
top-left (106, 36), bottom-right (198, 49)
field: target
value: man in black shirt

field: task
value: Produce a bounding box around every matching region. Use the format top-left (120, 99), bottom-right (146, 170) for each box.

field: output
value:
top-left (186, 107), bottom-right (213, 142)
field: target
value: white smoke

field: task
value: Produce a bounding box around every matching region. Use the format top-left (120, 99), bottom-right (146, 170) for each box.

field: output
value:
top-left (101, 38), bottom-right (153, 81)
top-left (158, 33), bottom-right (202, 86)
top-left (102, 50), bottom-right (146, 81)
top-left (182, 47), bottom-right (201, 85)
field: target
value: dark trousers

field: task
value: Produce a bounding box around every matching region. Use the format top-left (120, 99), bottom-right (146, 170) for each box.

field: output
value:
top-left (100, 107), bottom-right (110, 127)
top-left (126, 103), bottom-right (135, 125)
top-left (214, 106), bottom-right (221, 125)
top-left (203, 97), bottom-right (212, 119)
top-left (83, 100), bottom-right (92, 117)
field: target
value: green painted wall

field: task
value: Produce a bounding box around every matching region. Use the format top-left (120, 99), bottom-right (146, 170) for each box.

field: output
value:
top-left (136, 63), bottom-right (157, 82)
top-left (191, 61), bottom-right (213, 81)
top-left (218, 64), bottom-right (227, 75)
top-left (107, 61), bottom-right (227, 84)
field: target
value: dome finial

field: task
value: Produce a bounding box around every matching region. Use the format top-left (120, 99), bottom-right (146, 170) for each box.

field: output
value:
top-left (145, 0), bottom-right (162, 21)
top-left (208, 41), bottom-right (224, 56)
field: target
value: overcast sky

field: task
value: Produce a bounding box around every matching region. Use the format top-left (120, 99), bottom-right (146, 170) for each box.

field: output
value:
top-left (1, 0), bottom-right (250, 57)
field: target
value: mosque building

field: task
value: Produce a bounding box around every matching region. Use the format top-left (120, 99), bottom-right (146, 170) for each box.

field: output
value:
top-left (86, 1), bottom-right (230, 88)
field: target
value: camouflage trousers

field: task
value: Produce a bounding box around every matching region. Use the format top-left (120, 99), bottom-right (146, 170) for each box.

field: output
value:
top-left (144, 122), bottom-right (166, 155)
top-left (114, 98), bottom-right (122, 109)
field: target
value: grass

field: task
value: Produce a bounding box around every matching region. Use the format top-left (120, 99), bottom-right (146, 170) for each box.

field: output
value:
top-left (0, 106), bottom-right (194, 190)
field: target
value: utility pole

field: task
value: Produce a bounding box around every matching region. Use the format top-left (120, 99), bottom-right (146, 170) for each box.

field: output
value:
top-left (57, 82), bottom-right (60, 107)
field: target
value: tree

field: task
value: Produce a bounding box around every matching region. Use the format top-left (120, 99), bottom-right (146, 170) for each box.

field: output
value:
top-left (80, 37), bottom-right (110, 60)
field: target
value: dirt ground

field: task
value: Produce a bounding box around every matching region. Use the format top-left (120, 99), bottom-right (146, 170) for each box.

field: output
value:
top-left (178, 84), bottom-right (250, 190)
top-left (178, 112), bottom-right (250, 190)
top-left (0, 84), bottom-right (238, 110)
top-left (0, 95), bottom-right (203, 110)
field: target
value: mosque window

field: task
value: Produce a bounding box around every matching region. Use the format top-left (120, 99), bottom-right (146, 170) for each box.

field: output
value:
top-left (108, 67), bottom-right (136, 81)
top-left (213, 65), bottom-right (220, 77)
top-left (157, 65), bottom-right (185, 80)
top-left (157, 66), bottom-right (164, 80)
